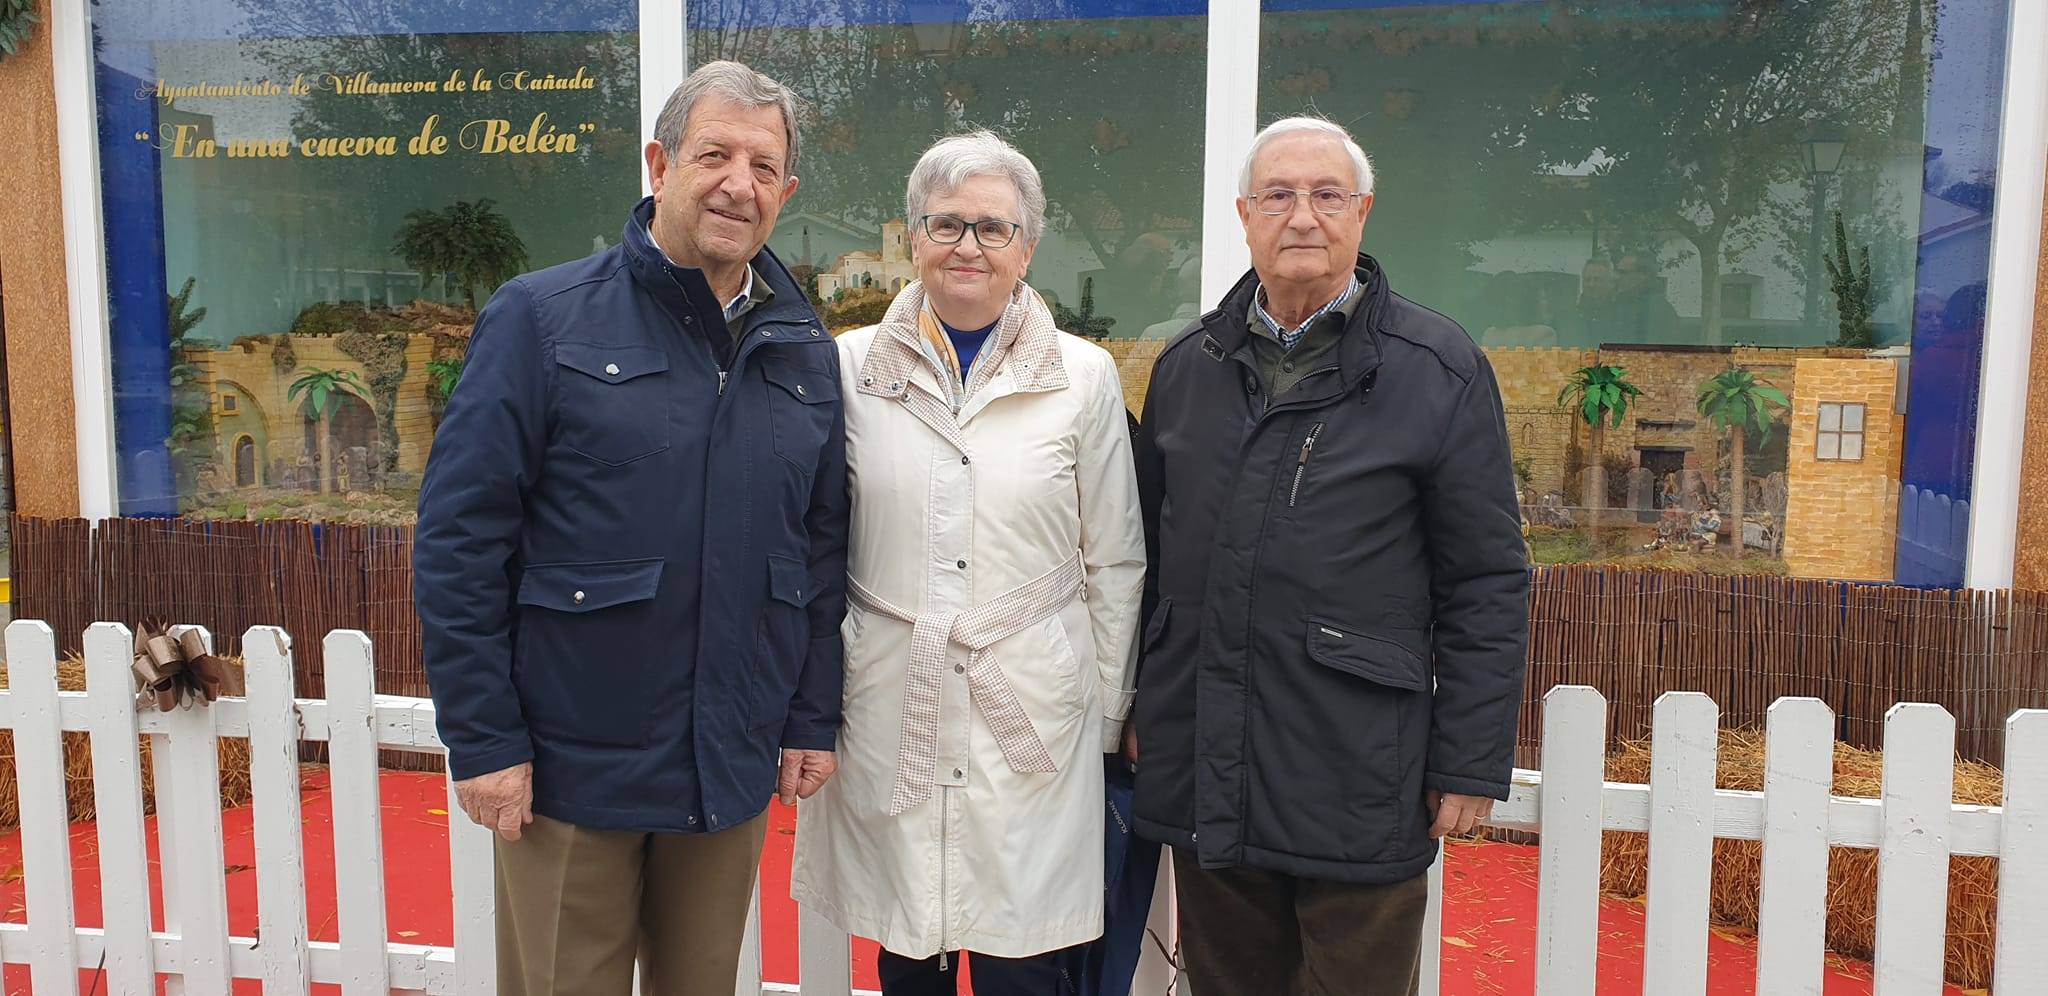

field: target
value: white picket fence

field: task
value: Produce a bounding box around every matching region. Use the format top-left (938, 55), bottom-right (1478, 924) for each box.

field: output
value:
top-left (0, 620), bottom-right (2044, 994)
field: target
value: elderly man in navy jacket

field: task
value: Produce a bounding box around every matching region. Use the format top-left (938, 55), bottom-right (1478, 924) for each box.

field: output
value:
top-left (414, 60), bottom-right (847, 996)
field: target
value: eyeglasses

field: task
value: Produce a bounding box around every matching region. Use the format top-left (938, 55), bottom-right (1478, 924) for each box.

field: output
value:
top-left (917, 214), bottom-right (1023, 249)
top-left (1250, 187), bottom-right (1364, 216)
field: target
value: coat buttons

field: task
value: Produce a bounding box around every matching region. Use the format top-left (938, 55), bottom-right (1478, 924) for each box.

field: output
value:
top-left (762, 329), bottom-right (775, 337)
top-left (952, 768), bottom-right (965, 779)
top-left (796, 385), bottom-right (807, 397)
top-left (954, 663), bottom-right (965, 674)
top-left (605, 363), bottom-right (620, 376)
top-left (862, 376), bottom-right (874, 386)
top-left (956, 559), bottom-right (967, 569)
top-left (572, 590), bottom-right (586, 604)
top-left (961, 455), bottom-right (971, 465)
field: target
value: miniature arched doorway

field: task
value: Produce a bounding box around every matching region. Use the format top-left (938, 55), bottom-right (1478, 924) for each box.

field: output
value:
top-left (233, 434), bottom-right (256, 487)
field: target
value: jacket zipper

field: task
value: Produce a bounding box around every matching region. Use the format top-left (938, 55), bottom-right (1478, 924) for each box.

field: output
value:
top-left (939, 787), bottom-right (951, 971)
top-left (1287, 422), bottom-right (1326, 508)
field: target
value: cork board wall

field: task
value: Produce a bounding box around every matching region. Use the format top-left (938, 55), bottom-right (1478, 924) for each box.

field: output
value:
top-left (0, 0), bottom-right (82, 517)
top-left (2016, 153), bottom-right (2048, 590)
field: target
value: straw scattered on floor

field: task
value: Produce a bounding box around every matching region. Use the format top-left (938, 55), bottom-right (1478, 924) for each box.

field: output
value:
top-left (1600, 728), bottom-right (2002, 989)
top-left (0, 655), bottom-right (253, 831)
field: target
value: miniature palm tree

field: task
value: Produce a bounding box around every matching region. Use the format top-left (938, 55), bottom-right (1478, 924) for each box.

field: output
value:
top-left (1695, 367), bottom-right (1789, 555)
top-left (1556, 364), bottom-right (1642, 510)
top-left (288, 368), bottom-right (369, 493)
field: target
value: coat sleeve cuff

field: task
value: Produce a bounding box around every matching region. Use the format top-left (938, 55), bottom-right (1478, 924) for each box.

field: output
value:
top-left (447, 741), bottom-right (535, 782)
top-left (1424, 770), bottom-right (1512, 802)
top-left (1100, 680), bottom-right (1134, 720)
top-left (780, 724), bottom-right (840, 752)
top-left (1100, 717), bottom-right (1126, 754)
top-left (1099, 682), bottom-right (1135, 752)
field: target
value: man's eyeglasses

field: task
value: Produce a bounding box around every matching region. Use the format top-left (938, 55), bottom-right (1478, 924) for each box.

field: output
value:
top-left (1249, 187), bottom-right (1364, 216)
top-left (917, 214), bottom-right (1023, 249)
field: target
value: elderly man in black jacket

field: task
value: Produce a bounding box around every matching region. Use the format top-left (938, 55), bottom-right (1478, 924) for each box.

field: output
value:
top-left (1127, 117), bottom-right (1529, 995)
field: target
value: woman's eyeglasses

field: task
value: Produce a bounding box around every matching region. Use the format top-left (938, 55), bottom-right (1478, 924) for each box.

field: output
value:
top-left (917, 214), bottom-right (1023, 249)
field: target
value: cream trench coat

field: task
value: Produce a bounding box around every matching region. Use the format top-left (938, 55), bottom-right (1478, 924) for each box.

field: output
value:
top-left (791, 281), bottom-right (1146, 960)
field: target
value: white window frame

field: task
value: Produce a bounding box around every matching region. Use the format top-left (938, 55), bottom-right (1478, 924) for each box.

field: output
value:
top-left (1966, 0), bottom-right (2048, 588)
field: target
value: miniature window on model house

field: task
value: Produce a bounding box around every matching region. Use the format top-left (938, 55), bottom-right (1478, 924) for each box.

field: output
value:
top-left (1816, 402), bottom-right (1866, 461)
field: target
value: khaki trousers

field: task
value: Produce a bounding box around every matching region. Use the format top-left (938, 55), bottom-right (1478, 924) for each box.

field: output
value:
top-left (1172, 847), bottom-right (1427, 996)
top-left (495, 811), bottom-right (769, 996)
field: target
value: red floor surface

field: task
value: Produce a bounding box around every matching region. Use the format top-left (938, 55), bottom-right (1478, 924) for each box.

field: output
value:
top-left (0, 770), bottom-right (1963, 995)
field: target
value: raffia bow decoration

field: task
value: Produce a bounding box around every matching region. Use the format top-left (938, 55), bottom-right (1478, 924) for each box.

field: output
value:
top-left (131, 619), bottom-right (229, 711)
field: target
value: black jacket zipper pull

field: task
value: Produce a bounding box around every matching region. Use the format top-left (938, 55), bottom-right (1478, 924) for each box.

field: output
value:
top-left (1289, 422), bottom-right (1325, 508)
top-left (718, 369), bottom-right (728, 395)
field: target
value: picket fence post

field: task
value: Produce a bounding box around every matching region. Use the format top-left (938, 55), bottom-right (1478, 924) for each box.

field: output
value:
top-left (1873, 704), bottom-right (1955, 996)
top-left (1534, 685), bottom-right (1606, 996)
top-left (8, 619), bottom-right (80, 994)
top-left (1754, 697), bottom-right (1834, 995)
top-left (84, 621), bottom-right (156, 992)
top-left (327, 629), bottom-right (394, 995)
top-left (247, 625), bottom-right (313, 993)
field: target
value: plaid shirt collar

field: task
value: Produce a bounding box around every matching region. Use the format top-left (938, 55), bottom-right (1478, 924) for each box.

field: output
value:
top-left (1252, 273), bottom-right (1363, 351)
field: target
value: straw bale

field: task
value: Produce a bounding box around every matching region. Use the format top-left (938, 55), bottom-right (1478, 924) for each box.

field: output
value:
top-left (1600, 728), bottom-right (2002, 989)
top-left (0, 655), bottom-right (254, 831)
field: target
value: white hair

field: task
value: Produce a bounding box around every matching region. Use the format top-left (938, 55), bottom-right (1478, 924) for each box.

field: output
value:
top-left (1238, 116), bottom-right (1375, 197)
top-left (654, 61), bottom-right (802, 174)
top-left (904, 129), bottom-right (1047, 244)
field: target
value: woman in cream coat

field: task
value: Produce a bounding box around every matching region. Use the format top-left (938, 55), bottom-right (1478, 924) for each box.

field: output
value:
top-left (792, 130), bottom-right (1145, 995)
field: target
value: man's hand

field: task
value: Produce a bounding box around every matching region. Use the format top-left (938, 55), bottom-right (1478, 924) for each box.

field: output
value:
top-left (1426, 791), bottom-right (1494, 839)
top-left (778, 749), bottom-right (838, 806)
top-left (1120, 724), bottom-right (1139, 764)
top-left (455, 762), bottom-right (534, 842)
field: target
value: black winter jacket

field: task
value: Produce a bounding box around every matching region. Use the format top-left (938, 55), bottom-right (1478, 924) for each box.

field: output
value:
top-left (1129, 255), bottom-right (1528, 884)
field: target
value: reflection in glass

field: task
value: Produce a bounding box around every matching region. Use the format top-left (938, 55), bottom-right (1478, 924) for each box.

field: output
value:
top-left (1256, 0), bottom-right (2008, 582)
top-left (94, 0), bottom-right (640, 516)
top-left (689, 0), bottom-right (1207, 347)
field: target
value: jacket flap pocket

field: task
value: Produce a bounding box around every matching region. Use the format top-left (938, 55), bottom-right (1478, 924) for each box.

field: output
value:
top-left (1304, 617), bottom-right (1428, 692)
top-left (1140, 597), bottom-right (1172, 655)
top-left (768, 553), bottom-right (816, 607)
top-left (517, 558), bottom-right (664, 613)
top-left (556, 342), bottom-right (670, 384)
top-left (761, 358), bottom-right (836, 405)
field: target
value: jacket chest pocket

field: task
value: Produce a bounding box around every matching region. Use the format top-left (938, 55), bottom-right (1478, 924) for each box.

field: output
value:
top-left (760, 355), bottom-right (837, 470)
top-left (555, 341), bottom-right (671, 466)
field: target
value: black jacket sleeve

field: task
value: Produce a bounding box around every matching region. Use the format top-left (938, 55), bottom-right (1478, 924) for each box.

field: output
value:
top-left (1419, 354), bottom-right (1530, 800)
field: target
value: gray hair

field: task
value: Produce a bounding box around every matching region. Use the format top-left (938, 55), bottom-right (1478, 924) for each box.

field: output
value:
top-left (654, 61), bottom-right (802, 175)
top-left (1238, 116), bottom-right (1375, 197)
top-left (905, 130), bottom-right (1047, 244)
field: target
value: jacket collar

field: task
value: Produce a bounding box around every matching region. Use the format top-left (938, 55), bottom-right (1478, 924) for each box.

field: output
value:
top-left (620, 196), bottom-right (817, 333)
top-left (1198, 253), bottom-right (1388, 386)
top-left (856, 281), bottom-right (1069, 402)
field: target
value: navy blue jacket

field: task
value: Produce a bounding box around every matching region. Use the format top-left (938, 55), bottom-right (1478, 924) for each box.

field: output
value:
top-left (414, 197), bottom-right (848, 833)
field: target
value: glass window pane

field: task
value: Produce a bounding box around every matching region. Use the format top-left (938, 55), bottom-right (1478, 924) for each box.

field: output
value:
top-left (1843, 403), bottom-right (1866, 432)
top-left (692, 2), bottom-right (1208, 347)
top-left (94, 1), bottom-right (641, 517)
top-left (1817, 433), bottom-right (1841, 460)
top-left (1840, 434), bottom-right (1864, 461)
top-left (1819, 403), bottom-right (1842, 431)
top-left (1257, 0), bottom-right (2014, 580)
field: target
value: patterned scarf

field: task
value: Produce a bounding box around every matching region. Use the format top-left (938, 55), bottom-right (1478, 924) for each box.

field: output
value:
top-left (916, 303), bottom-right (968, 399)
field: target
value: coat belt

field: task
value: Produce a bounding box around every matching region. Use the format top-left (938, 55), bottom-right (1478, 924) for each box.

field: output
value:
top-left (848, 553), bottom-right (1084, 815)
